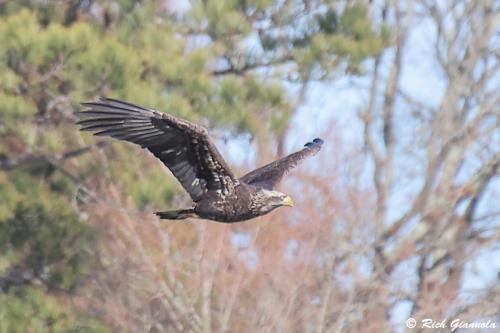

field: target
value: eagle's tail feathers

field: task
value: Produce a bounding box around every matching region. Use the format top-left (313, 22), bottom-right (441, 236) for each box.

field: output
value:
top-left (155, 208), bottom-right (198, 220)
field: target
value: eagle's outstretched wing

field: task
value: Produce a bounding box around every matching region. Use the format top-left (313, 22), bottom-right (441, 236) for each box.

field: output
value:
top-left (77, 97), bottom-right (237, 201)
top-left (240, 138), bottom-right (324, 190)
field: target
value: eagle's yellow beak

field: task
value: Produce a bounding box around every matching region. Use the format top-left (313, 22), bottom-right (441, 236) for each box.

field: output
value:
top-left (282, 195), bottom-right (294, 207)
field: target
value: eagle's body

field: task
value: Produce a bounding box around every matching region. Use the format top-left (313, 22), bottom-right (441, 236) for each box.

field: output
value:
top-left (78, 98), bottom-right (323, 223)
top-left (191, 185), bottom-right (256, 222)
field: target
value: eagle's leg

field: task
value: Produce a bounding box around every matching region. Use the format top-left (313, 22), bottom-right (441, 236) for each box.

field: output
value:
top-left (155, 208), bottom-right (198, 220)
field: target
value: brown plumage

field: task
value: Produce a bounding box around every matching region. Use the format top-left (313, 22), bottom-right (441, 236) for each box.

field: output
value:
top-left (77, 97), bottom-right (324, 223)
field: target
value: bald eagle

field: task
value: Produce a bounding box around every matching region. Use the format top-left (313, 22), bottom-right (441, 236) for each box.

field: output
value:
top-left (77, 98), bottom-right (323, 223)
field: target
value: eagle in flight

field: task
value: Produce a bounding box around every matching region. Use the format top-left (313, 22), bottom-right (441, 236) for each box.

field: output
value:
top-left (78, 98), bottom-right (324, 223)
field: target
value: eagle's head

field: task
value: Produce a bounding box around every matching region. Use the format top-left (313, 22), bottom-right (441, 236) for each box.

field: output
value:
top-left (253, 189), bottom-right (294, 214)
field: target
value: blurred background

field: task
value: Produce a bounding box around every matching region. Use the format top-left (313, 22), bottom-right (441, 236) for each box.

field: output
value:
top-left (0, 0), bottom-right (498, 332)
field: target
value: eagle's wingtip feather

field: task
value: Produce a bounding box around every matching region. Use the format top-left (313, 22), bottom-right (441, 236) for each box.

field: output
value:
top-left (304, 138), bottom-right (324, 148)
top-left (313, 138), bottom-right (324, 144)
